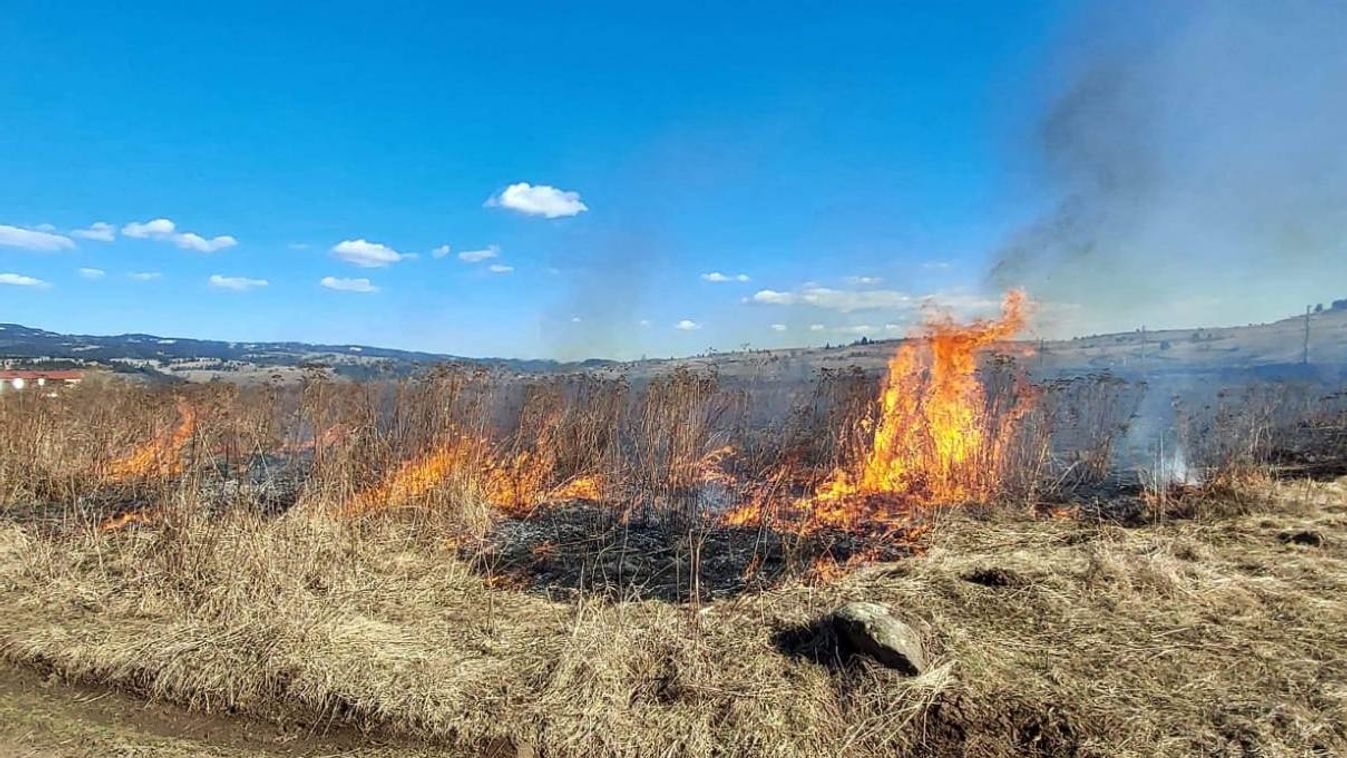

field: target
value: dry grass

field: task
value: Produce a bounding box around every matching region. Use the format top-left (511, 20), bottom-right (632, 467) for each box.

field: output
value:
top-left (2, 479), bottom-right (1345, 756)
top-left (3, 372), bottom-right (1346, 755)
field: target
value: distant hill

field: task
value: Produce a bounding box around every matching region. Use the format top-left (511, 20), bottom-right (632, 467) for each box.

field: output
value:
top-left (3, 307), bottom-right (1346, 385)
top-left (0, 323), bottom-right (612, 382)
top-left (598, 307), bottom-right (1347, 383)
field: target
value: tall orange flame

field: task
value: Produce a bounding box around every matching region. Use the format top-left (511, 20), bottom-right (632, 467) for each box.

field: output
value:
top-left (723, 290), bottom-right (1032, 532)
top-left (818, 288), bottom-right (1029, 506)
top-left (106, 399), bottom-right (197, 481)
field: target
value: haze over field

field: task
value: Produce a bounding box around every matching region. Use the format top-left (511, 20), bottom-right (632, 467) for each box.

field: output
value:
top-left (3, 1), bottom-right (1342, 360)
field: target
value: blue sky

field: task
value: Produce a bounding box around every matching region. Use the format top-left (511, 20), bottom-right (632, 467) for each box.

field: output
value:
top-left (7, 2), bottom-right (1336, 359)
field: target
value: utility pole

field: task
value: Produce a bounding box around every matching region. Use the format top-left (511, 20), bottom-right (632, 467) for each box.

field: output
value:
top-left (1139, 325), bottom-right (1147, 374)
top-left (1303, 305), bottom-right (1312, 365)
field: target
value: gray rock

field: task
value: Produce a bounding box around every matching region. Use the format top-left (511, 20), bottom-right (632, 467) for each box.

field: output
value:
top-left (832, 601), bottom-right (927, 675)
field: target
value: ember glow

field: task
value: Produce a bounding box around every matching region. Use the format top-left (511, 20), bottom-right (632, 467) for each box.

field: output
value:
top-left (98, 510), bottom-right (157, 533)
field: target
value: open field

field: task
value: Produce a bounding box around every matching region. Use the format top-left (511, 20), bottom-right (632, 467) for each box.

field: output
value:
top-left (2, 478), bottom-right (1345, 756)
top-left (3, 298), bottom-right (1347, 756)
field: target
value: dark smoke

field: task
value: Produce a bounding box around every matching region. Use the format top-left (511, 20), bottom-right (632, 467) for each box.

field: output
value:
top-left (993, 0), bottom-right (1347, 335)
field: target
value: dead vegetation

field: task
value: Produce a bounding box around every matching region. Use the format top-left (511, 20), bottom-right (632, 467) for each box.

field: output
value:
top-left (2, 332), bottom-right (1346, 754)
top-left (1, 478), bottom-right (1345, 756)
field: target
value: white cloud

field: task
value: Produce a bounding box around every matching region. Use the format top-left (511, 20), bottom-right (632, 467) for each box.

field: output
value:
top-left (208, 274), bottom-right (268, 291)
top-left (431, 244), bottom-right (452, 259)
top-left (701, 272), bottom-right (751, 283)
top-left (175, 232), bottom-right (238, 253)
top-left (571, 316), bottom-right (582, 323)
top-left (320, 276), bottom-right (379, 293)
top-left (639, 319), bottom-right (652, 327)
top-left (770, 323), bottom-right (787, 332)
top-left (487, 182), bottom-right (588, 218)
top-left (487, 263), bottom-right (514, 274)
top-left (71, 222), bottom-right (116, 242)
top-left (675, 319), bottom-right (701, 331)
top-left (834, 324), bottom-right (877, 335)
top-left (0, 224), bottom-right (75, 252)
top-left (78, 267), bottom-right (106, 280)
top-left (331, 239), bottom-right (405, 268)
top-left (128, 272), bottom-right (161, 281)
top-left (846, 275), bottom-right (883, 285)
top-left (458, 245), bottom-right (500, 263)
top-left (121, 218), bottom-right (176, 239)
top-left (749, 289), bottom-right (795, 305)
top-left (750, 286), bottom-right (917, 313)
top-left (751, 285), bottom-right (1000, 315)
top-left (809, 324), bottom-right (825, 332)
top-left (922, 260), bottom-right (952, 270)
top-left (0, 272), bottom-right (49, 287)
top-left (123, 218), bottom-right (237, 252)
top-left (917, 292), bottom-right (1001, 312)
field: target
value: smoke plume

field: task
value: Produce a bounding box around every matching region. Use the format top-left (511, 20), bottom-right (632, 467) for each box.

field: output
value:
top-left (993, 0), bottom-right (1347, 334)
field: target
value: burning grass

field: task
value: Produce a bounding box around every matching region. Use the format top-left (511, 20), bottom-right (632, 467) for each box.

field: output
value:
top-left (2, 299), bottom-right (1347, 754)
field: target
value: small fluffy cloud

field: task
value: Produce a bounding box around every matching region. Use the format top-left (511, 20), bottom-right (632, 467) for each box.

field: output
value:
top-left (675, 319), bottom-right (701, 331)
top-left (320, 276), bottom-right (379, 293)
top-left (770, 323), bottom-right (787, 332)
top-left (431, 244), bottom-right (452, 259)
top-left (0, 224), bottom-right (75, 252)
top-left (128, 272), bottom-right (162, 281)
top-left (123, 218), bottom-right (237, 252)
top-left (487, 182), bottom-right (588, 218)
top-left (331, 239), bottom-right (405, 268)
top-left (749, 289), bottom-right (795, 305)
top-left (71, 222), bottom-right (116, 242)
top-left (809, 324), bottom-right (825, 332)
top-left (78, 267), bottom-right (106, 280)
top-left (458, 245), bottom-right (500, 263)
top-left (0, 272), bottom-right (49, 287)
top-left (701, 272), bottom-right (751, 283)
top-left (208, 274), bottom-right (268, 291)
top-left (121, 218), bottom-right (177, 239)
top-left (487, 263), bottom-right (514, 274)
top-left (175, 233), bottom-right (238, 253)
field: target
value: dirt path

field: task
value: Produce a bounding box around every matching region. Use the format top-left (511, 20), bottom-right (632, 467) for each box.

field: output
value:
top-left (0, 665), bottom-right (478, 757)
